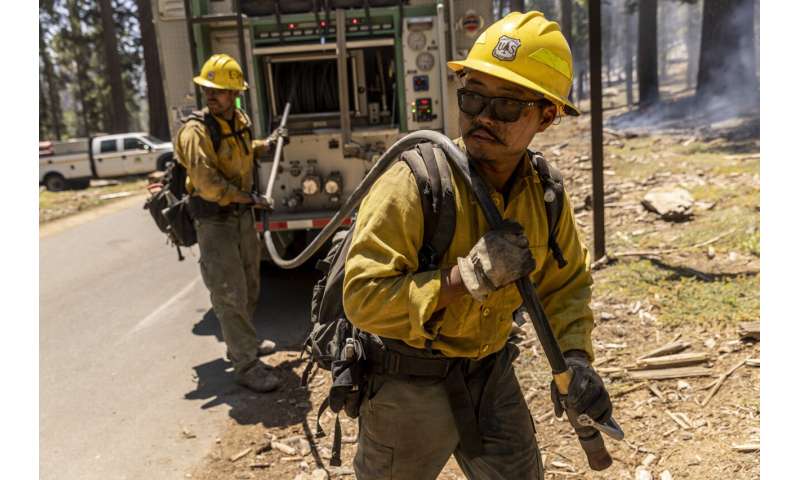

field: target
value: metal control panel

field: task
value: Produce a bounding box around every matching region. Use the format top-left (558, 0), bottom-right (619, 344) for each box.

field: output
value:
top-left (403, 16), bottom-right (443, 131)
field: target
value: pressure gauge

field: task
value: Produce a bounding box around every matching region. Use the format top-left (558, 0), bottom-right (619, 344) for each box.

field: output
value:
top-left (407, 31), bottom-right (426, 51)
top-left (416, 52), bottom-right (435, 72)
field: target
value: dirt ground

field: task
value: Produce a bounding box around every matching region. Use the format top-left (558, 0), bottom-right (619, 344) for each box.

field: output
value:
top-left (188, 82), bottom-right (760, 479)
top-left (39, 176), bottom-right (149, 224)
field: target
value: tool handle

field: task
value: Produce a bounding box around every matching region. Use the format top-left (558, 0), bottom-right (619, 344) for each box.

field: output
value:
top-left (448, 154), bottom-right (619, 470)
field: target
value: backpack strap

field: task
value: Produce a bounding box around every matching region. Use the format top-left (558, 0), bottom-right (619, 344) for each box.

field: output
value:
top-left (530, 151), bottom-right (568, 268)
top-left (182, 110), bottom-right (223, 153)
top-left (401, 143), bottom-right (457, 271)
top-left (182, 109), bottom-right (253, 155)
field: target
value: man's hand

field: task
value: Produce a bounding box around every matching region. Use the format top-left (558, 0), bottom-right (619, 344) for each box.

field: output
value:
top-left (249, 193), bottom-right (272, 210)
top-left (550, 351), bottom-right (612, 424)
top-left (456, 220), bottom-right (536, 302)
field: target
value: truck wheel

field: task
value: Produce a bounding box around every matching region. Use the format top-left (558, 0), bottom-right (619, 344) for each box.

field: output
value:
top-left (44, 173), bottom-right (67, 192)
top-left (157, 154), bottom-right (173, 171)
top-left (68, 178), bottom-right (91, 190)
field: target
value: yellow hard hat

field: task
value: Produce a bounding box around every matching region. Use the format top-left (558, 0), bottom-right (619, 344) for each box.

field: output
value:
top-left (193, 53), bottom-right (248, 91)
top-left (448, 11), bottom-right (579, 116)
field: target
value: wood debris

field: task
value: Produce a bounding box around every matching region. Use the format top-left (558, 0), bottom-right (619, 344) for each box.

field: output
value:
top-left (550, 460), bottom-right (576, 471)
top-left (629, 366), bottom-right (712, 381)
top-left (230, 447), bottom-right (253, 463)
top-left (536, 410), bottom-right (554, 423)
top-left (738, 322), bottom-right (760, 341)
top-left (249, 462), bottom-right (271, 469)
top-left (642, 453), bottom-right (657, 467)
top-left (612, 382), bottom-right (648, 398)
top-left (636, 341), bottom-right (691, 362)
top-left (279, 456), bottom-right (304, 462)
top-left (701, 358), bottom-right (748, 406)
top-left (745, 358), bottom-right (760, 367)
top-left (635, 352), bottom-right (710, 369)
top-left (272, 441), bottom-right (297, 456)
top-left (666, 411), bottom-right (691, 429)
top-left (732, 443), bottom-right (760, 453)
top-left (660, 471), bottom-right (673, 480)
top-left (648, 384), bottom-right (665, 402)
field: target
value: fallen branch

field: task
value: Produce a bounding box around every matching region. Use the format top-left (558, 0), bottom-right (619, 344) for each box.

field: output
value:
top-left (732, 443), bottom-right (760, 453)
top-left (611, 382), bottom-right (648, 398)
top-left (701, 358), bottom-right (748, 406)
top-left (666, 411), bottom-right (691, 429)
top-left (230, 447), bottom-right (253, 462)
top-left (635, 352), bottom-right (710, 369)
top-left (636, 341), bottom-right (691, 362)
top-left (629, 366), bottom-right (713, 381)
top-left (611, 229), bottom-right (737, 259)
top-left (738, 322), bottom-right (760, 341)
top-left (648, 384), bottom-right (665, 402)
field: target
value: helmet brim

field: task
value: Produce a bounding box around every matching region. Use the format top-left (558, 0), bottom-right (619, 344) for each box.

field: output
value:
top-left (193, 75), bottom-right (248, 92)
top-left (448, 59), bottom-right (580, 117)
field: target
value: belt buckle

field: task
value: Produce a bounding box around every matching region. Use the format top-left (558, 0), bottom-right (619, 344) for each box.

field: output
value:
top-left (385, 352), bottom-right (401, 375)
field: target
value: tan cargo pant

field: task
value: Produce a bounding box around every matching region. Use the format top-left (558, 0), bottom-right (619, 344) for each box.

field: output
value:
top-left (195, 210), bottom-right (261, 373)
top-left (354, 344), bottom-right (544, 480)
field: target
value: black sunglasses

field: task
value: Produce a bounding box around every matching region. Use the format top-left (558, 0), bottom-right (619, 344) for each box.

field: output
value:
top-left (456, 88), bottom-right (547, 123)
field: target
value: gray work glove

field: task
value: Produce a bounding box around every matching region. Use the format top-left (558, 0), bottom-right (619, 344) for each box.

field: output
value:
top-left (457, 220), bottom-right (536, 302)
top-left (550, 351), bottom-right (613, 424)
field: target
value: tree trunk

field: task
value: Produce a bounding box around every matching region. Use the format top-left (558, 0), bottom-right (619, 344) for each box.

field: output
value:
top-left (98, 0), bottom-right (129, 133)
top-left (39, 23), bottom-right (64, 140)
top-left (137, 0), bottom-right (170, 140)
top-left (624, 9), bottom-right (634, 109)
top-left (686, 2), bottom-right (698, 88)
top-left (560, 0), bottom-right (573, 46)
top-left (66, 0), bottom-right (91, 137)
top-left (696, 0), bottom-right (757, 105)
top-left (658, 2), bottom-right (668, 79)
top-left (40, 74), bottom-right (50, 141)
top-left (637, 0), bottom-right (659, 108)
top-left (602, 4), bottom-right (612, 86)
top-left (560, 0), bottom-right (573, 100)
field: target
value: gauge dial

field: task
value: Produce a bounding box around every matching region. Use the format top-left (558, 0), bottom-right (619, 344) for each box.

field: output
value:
top-left (416, 52), bottom-right (435, 72)
top-left (407, 31), bottom-right (427, 51)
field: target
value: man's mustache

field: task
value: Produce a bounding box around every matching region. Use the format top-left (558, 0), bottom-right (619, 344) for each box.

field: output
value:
top-left (466, 124), bottom-right (504, 145)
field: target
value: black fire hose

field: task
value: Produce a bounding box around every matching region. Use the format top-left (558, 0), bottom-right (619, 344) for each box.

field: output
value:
top-left (262, 129), bottom-right (623, 468)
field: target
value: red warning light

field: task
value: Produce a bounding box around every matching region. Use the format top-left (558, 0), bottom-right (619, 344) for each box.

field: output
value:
top-left (320, 20), bottom-right (327, 28)
top-left (420, 99), bottom-right (430, 105)
top-left (351, 18), bottom-right (359, 25)
top-left (288, 23), bottom-right (296, 30)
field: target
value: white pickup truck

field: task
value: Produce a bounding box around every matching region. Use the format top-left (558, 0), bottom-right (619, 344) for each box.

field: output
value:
top-left (39, 132), bottom-right (174, 191)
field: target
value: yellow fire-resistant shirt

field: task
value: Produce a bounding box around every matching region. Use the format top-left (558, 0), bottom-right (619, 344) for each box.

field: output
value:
top-left (174, 108), bottom-right (269, 206)
top-left (343, 140), bottom-right (595, 361)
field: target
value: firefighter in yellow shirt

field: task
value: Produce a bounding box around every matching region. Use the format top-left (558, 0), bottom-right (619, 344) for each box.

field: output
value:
top-left (343, 12), bottom-right (613, 479)
top-left (174, 54), bottom-right (278, 393)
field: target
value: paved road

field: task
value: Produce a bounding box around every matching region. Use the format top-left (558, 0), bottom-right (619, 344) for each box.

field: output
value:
top-left (40, 197), bottom-right (318, 480)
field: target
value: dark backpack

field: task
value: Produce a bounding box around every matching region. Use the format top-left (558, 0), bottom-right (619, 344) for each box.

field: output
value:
top-left (143, 156), bottom-right (196, 260)
top-left (143, 110), bottom-right (255, 260)
top-left (302, 143), bottom-right (566, 465)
